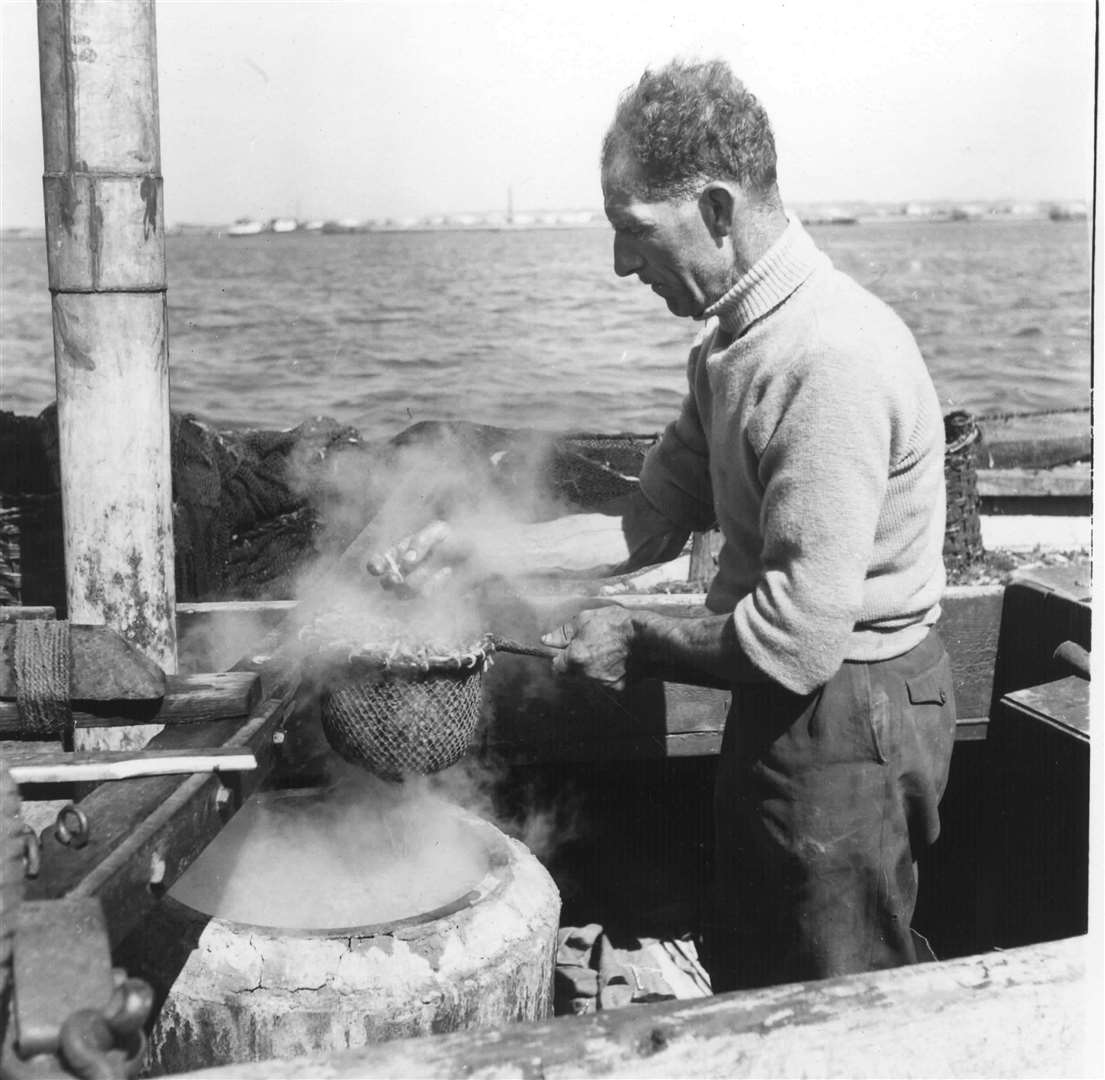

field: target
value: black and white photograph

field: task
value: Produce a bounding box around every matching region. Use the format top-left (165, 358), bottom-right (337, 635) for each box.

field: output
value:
top-left (0, 0), bottom-right (1097, 1076)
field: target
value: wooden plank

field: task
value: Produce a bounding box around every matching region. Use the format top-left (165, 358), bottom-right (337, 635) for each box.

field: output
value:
top-left (1002, 677), bottom-right (1091, 741)
top-left (0, 623), bottom-right (166, 701)
top-left (0, 671), bottom-right (261, 736)
top-left (976, 465), bottom-right (1090, 498)
top-left (0, 607), bottom-right (56, 622)
top-left (937, 586), bottom-right (1005, 723)
top-left (177, 601), bottom-right (296, 675)
top-left (991, 581), bottom-right (1092, 711)
top-left (24, 678), bottom-right (297, 949)
top-left (185, 936), bottom-right (1090, 1080)
top-left (977, 434), bottom-right (1091, 470)
top-left (1010, 563), bottom-right (1093, 603)
top-left (177, 601), bottom-right (299, 617)
top-left (7, 746), bottom-right (257, 785)
top-left (486, 586), bottom-right (1005, 761)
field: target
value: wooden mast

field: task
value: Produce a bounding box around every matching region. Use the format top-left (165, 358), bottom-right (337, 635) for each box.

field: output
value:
top-left (37, 0), bottom-right (176, 750)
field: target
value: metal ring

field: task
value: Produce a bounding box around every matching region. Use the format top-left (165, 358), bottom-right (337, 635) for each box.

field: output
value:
top-left (55, 803), bottom-right (90, 849)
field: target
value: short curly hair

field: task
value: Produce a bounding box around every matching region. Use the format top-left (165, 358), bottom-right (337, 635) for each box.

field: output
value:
top-left (602, 59), bottom-right (779, 202)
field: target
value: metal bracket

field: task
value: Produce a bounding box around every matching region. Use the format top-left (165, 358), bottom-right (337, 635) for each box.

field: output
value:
top-left (10, 899), bottom-right (115, 1058)
top-left (3, 899), bottom-right (151, 1078)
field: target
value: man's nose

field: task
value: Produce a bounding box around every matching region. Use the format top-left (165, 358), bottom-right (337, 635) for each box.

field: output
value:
top-left (613, 234), bottom-right (643, 278)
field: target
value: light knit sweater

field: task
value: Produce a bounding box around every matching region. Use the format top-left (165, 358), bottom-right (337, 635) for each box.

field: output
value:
top-left (637, 220), bottom-right (946, 695)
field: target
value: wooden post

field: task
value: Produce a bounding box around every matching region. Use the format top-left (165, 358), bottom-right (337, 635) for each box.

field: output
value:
top-left (37, 0), bottom-right (176, 750)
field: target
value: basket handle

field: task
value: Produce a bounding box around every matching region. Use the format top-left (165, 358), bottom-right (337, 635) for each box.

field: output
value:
top-left (487, 636), bottom-right (559, 661)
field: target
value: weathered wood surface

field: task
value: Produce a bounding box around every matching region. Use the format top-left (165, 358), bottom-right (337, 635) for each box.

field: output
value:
top-left (976, 464), bottom-right (1091, 498)
top-left (976, 410), bottom-right (1090, 470)
top-left (0, 623), bottom-right (165, 701)
top-left (485, 586), bottom-right (1005, 760)
top-left (6, 745), bottom-right (257, 785)
top-left (39, 0), bottom-right (177, 754)
top-left (0, 671), bottom-right (260, 735)
top-left (0, 607), bottom-right (56, 622)
top-left (987, 677), bottom-right (1091, 949)
top-left (177, 600), bottom-right (298, 673)
top-left (1002, 676), bottom-right (1092, 740)
top-left (991, 580), bottom-right (1092, 713)
top-left (183, 936), bottom-right (1092, 1080)
top-left (24, 679), bottom-right (296, 949)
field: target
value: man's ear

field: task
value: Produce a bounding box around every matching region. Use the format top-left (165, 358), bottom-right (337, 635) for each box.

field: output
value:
top-left (699, 182), bottom-right (738, 241)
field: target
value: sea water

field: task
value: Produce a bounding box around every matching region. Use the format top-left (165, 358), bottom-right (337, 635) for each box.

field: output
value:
top-left (0, 219), bottom-right (1090, 436)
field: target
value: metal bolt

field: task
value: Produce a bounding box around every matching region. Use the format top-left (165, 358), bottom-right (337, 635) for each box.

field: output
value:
top-left (213, 781), bottom-right (233, 819)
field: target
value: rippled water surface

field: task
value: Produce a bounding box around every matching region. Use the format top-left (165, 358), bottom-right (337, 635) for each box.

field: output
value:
top-left (1, 220), bottom-right (1090, 435)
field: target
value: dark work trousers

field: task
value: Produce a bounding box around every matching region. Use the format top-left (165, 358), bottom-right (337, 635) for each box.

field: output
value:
top-left (703, 629), bottom-right (957, 992)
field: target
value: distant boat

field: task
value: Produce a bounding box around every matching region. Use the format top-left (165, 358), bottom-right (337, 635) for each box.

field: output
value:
top-left (1048, 203), bottom-right (1088, 222)
top-left (226, 219), bottom-right (265, 237)
top-left (321, 218), bottom-right (363, 234)
top-left (271, 218), bottom-right (298, 234)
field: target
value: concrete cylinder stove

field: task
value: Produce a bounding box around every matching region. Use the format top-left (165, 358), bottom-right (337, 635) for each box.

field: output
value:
top-left (132, 785), bottom-right (560, 1074)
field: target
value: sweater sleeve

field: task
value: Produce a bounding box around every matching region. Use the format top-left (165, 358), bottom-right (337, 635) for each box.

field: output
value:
top-left (732, 345), bottom-right (896, 694)
top-left (638, 386), bottom-right (716, 534)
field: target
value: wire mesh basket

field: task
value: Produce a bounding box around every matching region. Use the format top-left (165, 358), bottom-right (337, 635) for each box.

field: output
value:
top-left (316, 645), bottom-right (492, 781)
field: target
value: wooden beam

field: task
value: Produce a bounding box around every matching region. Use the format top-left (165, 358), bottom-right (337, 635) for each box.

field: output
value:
top-left (0, 622), bottom-right (166, 701)
top-left (485, 586), bottom-right (1005, 762)
top-left (38, 0), bottom-right (176, 754)
top-left (184, 936), bottom-right (1091, 1080)
top-left (0, 671), bottom-right (261, 736)
top-left (0, 607), bottom-right (57, 622)
top-left (7, 746), bottom-right (257, 785)
top-left (24, 677), bottom-right (298, 949)
top-left (976, 465), bottom-right (1091, 498)
top-left (176, 601), bottom-right (297, 675)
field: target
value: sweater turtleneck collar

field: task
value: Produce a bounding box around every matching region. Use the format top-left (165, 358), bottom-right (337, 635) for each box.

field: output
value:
top-left (701, 218), bottom-right (825, 336)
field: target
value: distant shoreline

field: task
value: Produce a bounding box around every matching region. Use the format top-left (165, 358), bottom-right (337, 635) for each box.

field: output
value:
top-left (0, 203), bottom-right (1089, 242)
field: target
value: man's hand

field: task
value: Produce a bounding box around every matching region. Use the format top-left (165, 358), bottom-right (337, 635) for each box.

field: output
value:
top-left (543, 606), bottom-right (764, 691)
top-left (541, 607), bottom-right (640, 691)
top-left (365, 520), bottom-right (471, 596)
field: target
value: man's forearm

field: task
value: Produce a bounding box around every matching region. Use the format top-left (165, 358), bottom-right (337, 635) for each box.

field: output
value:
top-left (630, 609), bottom-right (767, 685)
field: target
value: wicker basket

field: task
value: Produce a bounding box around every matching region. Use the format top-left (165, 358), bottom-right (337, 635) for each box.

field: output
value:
top-left (320, 654), bottom-right (489, 782)
top-left (943, 411), bottom-right (984, 571)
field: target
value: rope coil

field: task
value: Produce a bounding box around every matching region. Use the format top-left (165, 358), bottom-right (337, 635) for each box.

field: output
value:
top-left (14, 618), bottom-right (72, 739)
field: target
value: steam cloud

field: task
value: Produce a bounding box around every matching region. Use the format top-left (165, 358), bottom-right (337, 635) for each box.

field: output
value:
top-left (175, 425), bottom-right (586, 928)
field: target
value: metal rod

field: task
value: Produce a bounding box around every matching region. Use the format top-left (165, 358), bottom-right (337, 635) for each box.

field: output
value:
top-left (488, 636), bottom-right (559, 661)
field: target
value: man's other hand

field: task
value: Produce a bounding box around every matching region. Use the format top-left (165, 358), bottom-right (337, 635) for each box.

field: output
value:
top-left (365, 520), bottom-right (470, 596)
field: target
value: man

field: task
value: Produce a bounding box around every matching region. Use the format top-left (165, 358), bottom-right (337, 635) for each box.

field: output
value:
top-left (371, 58), bottom-right (956, 992)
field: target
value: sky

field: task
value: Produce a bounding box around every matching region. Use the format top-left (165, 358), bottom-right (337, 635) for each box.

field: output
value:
top-left (0, 0), bottom-right (1096, 227)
